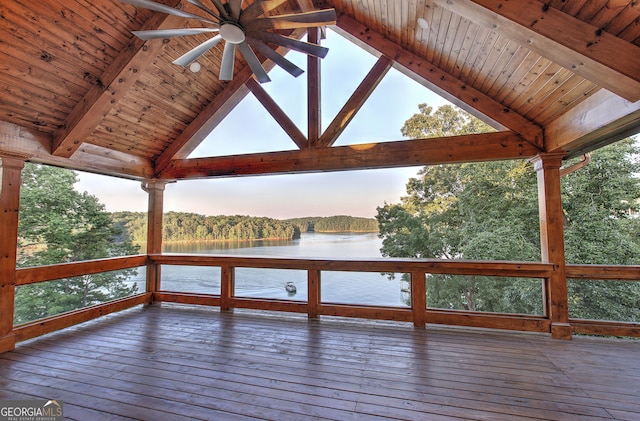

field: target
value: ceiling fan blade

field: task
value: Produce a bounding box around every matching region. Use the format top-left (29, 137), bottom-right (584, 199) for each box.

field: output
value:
top-left (237, 43), bottom-right (271, 83)
top-left (209, 0), bottom-right (231, 20)
top-left (132, 27), bottom-right (219, 40)
top-left (185, 0), bottom-right (222, 20)
top-left (239, 0), bottom-right (288, 25)
top-left (250, 9), bottom-right (337, 31)
top-left (173, 34), bottom-right (223, 66)
top-left (120, 0), bottom-right (217, 25)
top-left (219, 42), bottom-right (236, 80)
top-left (228, 0), bottom-right (243, 21)
top-left (246, 36), bottom-right (304, 78)
top-left (248, 32), bottom-right (329, 58)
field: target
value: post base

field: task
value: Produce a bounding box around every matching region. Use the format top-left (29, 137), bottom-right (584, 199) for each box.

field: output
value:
top-left (551, 323), bottom-right (572, 340)
top-left (0, 333), bottom-right (16, 353)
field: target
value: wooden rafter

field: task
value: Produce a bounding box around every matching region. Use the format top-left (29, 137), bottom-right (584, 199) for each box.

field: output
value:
top-left (318, 56), bottom-right (392, 147)
top-left (432, 0), bottom-right (640, 102)
top-left (245, 78), bottom-right (308, 149)
top-left (159, 131), bottom-right (539, 179)
top-left (545, 90), bottom-right (640, 157)
top-left (51, 3), bottom-right (183, 158)
top-left (334, 14), bottom-right (544, 149)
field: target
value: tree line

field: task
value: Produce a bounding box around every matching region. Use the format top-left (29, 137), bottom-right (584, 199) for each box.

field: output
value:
top-left (286, 215), bottom-right (378, 233)
top-left (112, 212), bottom-right (302, 244)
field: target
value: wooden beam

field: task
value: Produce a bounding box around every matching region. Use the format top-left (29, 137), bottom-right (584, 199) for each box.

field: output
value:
top-left (245, 78), bottom-right (308, 149)
top-left (51, 5), bottom-right (183, 157)
top-left (160, 131), bottom-right (540, 179)
top-left (545, 90), bottom-right (640, 157)
top-left (432, 0), bottom-right (640, 102)
top-left (334, 14), bottom-right (544, 148)
top-left (0, 156), bottom-right (25, 353)
top-left (0, 120), bottom-right (154, 179)
top-left (318, 56), bottom-right (392, 147)
top-left (308, 28), bottom-right (322, 146)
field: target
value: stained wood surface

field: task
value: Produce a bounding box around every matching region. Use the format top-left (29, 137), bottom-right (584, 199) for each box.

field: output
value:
top-left (1, 305), bottom-right (639, 420)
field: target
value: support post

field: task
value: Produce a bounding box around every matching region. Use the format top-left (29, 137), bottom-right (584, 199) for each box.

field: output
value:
top-left (411, 270), bottom-right (427, 328)
top-left (532, 153), bottom-right (571, 339)
top-left (142, 180), bottom-right (167, 301)
top-left (307, 269), bottom-right (321, 319)
top-left (220, 264), bottom-right (234, 311)
top-left (0, 156), bottom-right (25, 352)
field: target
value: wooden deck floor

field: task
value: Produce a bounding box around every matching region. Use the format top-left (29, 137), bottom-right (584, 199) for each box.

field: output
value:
top-left (1, 305), bottom-right (639, 421)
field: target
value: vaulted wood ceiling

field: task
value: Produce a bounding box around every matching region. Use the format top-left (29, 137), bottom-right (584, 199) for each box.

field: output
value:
top-left (1, 0), bottom-right (639, 180)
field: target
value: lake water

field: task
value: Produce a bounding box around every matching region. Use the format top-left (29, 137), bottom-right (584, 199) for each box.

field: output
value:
top-left (130, 232), bottom-right (410, 307)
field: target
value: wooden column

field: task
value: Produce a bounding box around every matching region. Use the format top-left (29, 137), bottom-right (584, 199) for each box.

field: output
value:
top-left (307, 27), bottom-right (322, 147)
top-left (307, 269), bottom-right (321, 319)
top-left (0, 156), bottom-right (25, 352)
top-left (142, 180), bottom-right (167, 300)
top-left (220, 264), bottom-right (235, 312)
top-left (532, 153), bottom-right (571, 339)
top-left (411, 270), bottom-right (427, 328)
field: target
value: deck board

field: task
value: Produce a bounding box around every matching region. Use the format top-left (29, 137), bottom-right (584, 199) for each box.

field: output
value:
top-left (0, 305), bottom-right (639, 420)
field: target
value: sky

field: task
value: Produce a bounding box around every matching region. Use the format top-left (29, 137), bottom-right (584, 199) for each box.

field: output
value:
top-left (74, 29), bottom-right (450, 219)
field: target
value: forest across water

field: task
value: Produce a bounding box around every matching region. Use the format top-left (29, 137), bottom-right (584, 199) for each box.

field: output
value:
top-left (112, 212), bottom-right (379, 244)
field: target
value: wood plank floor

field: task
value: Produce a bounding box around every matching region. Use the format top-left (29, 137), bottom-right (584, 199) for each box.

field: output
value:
top-left (1, 305), bottom-right (639, 421)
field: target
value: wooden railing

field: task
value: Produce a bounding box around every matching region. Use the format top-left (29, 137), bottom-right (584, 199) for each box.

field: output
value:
top-left (10, 254), bottom-right (640, 345)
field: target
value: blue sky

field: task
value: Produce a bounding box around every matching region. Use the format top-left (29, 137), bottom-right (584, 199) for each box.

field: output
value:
top-left (75, 29), bottom-right (450, 219)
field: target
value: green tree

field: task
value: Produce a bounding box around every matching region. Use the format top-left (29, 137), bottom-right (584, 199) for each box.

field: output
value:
top-left (15, 164), bottom-right (138, 324)
top-left (377, 104), bottom-right (640, 319)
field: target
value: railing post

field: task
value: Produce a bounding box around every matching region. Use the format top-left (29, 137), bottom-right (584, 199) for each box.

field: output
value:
top-left (220, 264), bottom-right (234, 311)
top-left (0, 155), bottom-right (25, 352)
top-left (532, 153), bottom-right (571, 339)
top-left (307, 269), bottom-right (321, 319)
top-left (142, 180), bottom-right (167, 301)
top-left (411, 270), bottom-right (427, 328)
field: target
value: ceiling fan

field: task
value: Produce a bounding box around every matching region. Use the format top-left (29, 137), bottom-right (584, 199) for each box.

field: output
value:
top-left (121, 0), bottom-right (336, 83)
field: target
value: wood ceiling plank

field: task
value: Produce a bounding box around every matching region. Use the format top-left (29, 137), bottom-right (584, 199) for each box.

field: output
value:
top-left (443, 17), bottom-right (473, 77)
top-left (536, 80), bottom-right (599, 125)
top-left (432, 0), bottom-right (640, 102)
top-left (160, 131), bottom-right (539, 179)
top-left (318, 55), bottom-right (392, 147)
top-left (545, 89), bottom-right (640, 156)
top-left (245, 78), bottom-right (308, 150)
top-left (51, 3), bottom-right (184, 158)
top-left (485, 43), bottom-right (528, 99)
top-left (333, 14), bottom-right (543, 147)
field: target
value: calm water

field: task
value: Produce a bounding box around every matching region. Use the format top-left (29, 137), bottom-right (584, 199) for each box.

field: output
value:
top-left (130, 232), bottom-right (409, 307)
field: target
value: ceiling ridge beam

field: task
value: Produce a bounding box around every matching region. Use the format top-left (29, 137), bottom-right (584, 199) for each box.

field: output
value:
top-left (159, 131), bottom-right (539, 179)
top-left (245, 78), bottom-right (308, 149)
top-left (333, 13), bottom-right (544, 149)
top-left (51, 2), bottom-right (183, 158)
top-left (432, 0), bottom-right (640, 102)
top-left (318, 55), bottom-right (392, 148)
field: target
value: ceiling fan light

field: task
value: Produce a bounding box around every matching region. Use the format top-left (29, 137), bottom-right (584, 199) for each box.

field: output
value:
top-left (189, 62), bottom-right (201, 73)
top-left (220, 23), bottom-right (246, 44)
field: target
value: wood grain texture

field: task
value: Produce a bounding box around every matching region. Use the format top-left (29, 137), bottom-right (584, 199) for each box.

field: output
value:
top-left (160, 131), bottom-right (540, 179)
top-left (2, 305), bottom-right (639, 420)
